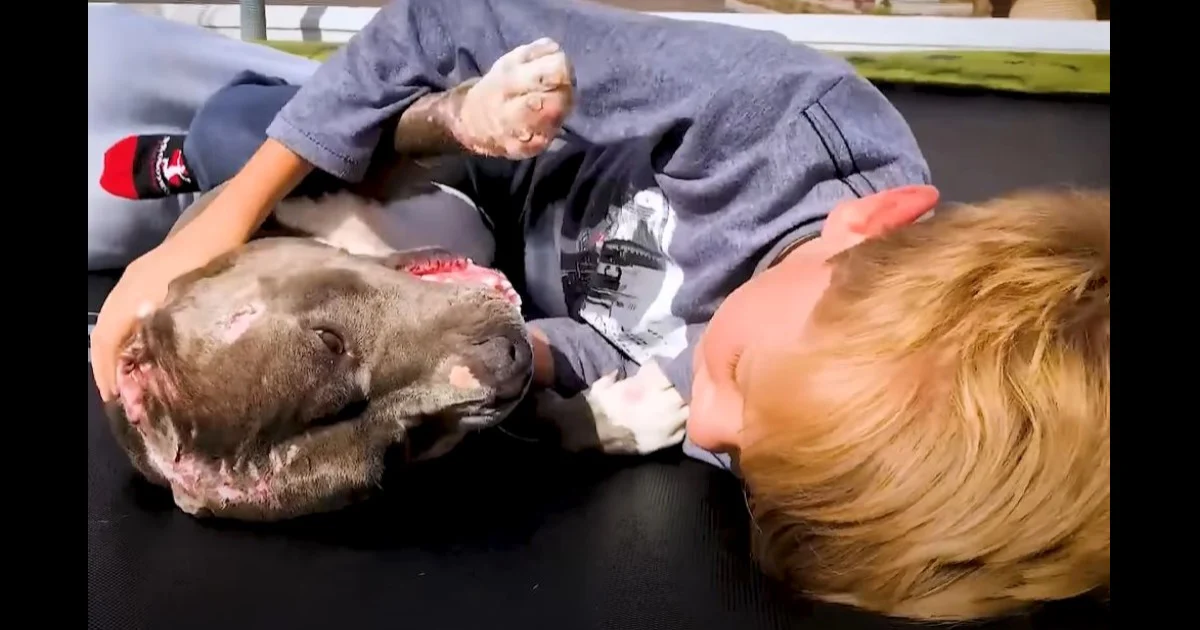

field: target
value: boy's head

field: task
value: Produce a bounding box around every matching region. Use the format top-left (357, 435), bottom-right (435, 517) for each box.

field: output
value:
top-left (690, 187), bottom-right (1110, 621)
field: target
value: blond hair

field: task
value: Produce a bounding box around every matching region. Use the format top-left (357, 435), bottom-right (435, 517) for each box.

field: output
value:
top-left (739, 189), bottom-right (1110, 621)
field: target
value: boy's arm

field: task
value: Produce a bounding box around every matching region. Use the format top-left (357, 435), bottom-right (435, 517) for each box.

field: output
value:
top-left (91, 137), bottom-right (313, 402)
top-left (263, 0), bottom-right (547, 183)
top-left (262, 0), bottom-right (838, 181)
top-left (164, 139), bottom-right (312, 265)
top-left (653, 75), bottom-right (933, 401)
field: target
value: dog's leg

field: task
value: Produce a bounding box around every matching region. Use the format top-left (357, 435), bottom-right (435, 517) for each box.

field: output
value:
top-left (272, 193), bottom-right (398, 258)
top-left (174, 180), bottom-right (471, 262)
top-left (167, 182), bottom-right (314, 242)
top-left (532, 361), bottom-right (689, 456)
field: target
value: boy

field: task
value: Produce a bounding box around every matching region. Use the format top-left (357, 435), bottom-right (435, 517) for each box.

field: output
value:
top-left (91, 0), bottom-right (930, 427)
top-left (90, 0), bottom-right (1109, 620)
top-left (689, 187), bottom-right (1109, 620)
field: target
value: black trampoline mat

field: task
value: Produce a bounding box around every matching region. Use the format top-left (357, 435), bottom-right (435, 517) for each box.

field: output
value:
top-left (86, 365), bottom-right (1109, 630)
top-left (87, 87), bottom-right (1110, 630)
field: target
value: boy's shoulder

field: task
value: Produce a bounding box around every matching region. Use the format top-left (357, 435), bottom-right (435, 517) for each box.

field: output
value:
top-left (688, 29), bottom-right (863, 99)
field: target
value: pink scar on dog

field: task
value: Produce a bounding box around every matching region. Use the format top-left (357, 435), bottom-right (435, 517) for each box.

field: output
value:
top-left (149, 449), bottom-right (278, 510)
top-left (402, 255), bottom-right (522, 307)
top-left (219, 302), bottom-right (265, 344)
top-left (448, 364), bottom-right (483, 390)
top-left (117, 302), bottom-right (263, 426)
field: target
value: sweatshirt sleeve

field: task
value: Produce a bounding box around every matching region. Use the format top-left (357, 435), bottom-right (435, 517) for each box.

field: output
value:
top-left (528, 316), bottom-right (639, 395)
top-left (655, 73), bottom-right (932, 400)
top-left (264, 0), bottom-right (831, 183)
top-left (265, 0), bottom-right (487, 182)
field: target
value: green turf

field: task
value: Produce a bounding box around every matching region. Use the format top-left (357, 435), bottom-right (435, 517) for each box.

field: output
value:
top-left (257, 40), bottom-right (341, 61)
top-left (256, 41), bottom-right (1109, 96)
top-left (843, 51), bottom-right (1109, 95)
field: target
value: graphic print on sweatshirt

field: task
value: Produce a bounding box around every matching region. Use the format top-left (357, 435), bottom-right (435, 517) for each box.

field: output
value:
top-left (561, 184), bottom-right (689, 366)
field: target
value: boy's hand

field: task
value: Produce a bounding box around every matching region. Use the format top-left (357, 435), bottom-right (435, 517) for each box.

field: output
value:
top-left (91, 138), bottom-right (313, 402)
top-left (453, 38), bottom-right (574, 159)
top-left (535, 361), bottom-right (689, 455)
top-left (90, 139), bottom-right (313, 401)
top-left (89, 246), bottom-right (178, 401)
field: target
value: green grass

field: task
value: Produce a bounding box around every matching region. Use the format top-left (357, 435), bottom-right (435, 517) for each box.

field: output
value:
top-left (741, 0), bottom-right (860, 14)
top-left (256, 41), bottom-right (1110, 96)
top-left (256, 40), bottom-right (341, 60)
top-left (844, 51), bottom-right (1109, 95)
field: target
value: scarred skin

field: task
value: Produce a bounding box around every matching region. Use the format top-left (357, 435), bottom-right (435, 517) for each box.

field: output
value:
top-left (105, 37), bottom-right (686, 521)
top-left (390, 37), bottom-right (573, 160)
top-left (108, 236), bottom-right (533, 521)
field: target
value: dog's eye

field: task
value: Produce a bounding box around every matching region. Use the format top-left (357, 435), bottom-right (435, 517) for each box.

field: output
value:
top-left (315, 328), bottom-right (345, 355)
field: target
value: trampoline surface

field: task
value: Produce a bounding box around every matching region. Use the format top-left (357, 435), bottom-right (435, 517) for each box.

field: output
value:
top-left (87, 85), bottom-right (1110, 630)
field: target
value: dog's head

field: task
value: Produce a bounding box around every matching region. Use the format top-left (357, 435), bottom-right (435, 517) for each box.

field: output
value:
top-left (104, 238), bottom-right (532, 521)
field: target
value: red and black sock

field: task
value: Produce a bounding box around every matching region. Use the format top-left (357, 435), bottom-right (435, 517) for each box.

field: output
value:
top-left (100, 134), bottom-right (200, 200)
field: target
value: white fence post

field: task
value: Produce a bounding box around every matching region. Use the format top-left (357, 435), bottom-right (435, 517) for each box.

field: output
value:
top-left (240, 0), bottom-right (267, 40)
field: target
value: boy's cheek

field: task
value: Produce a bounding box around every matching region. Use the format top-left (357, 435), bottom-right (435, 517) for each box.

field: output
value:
top-left (685, 367), bottom-right (718, 448)
top-left (687, 361), bottom-right (743, 453)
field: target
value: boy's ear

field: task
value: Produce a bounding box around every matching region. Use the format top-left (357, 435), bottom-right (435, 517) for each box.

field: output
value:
top-left (822, 185), bottom-right (940, 246)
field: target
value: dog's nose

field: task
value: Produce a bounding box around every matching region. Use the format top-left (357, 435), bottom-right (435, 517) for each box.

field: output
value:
top-left (472, 333), bottom-right (533, 397)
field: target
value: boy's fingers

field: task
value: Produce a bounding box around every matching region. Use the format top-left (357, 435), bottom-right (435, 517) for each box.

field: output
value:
top-left (91, 305), bottom-right (139, 402)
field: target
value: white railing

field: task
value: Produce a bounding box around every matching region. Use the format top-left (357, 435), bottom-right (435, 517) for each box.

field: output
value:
top-left (96, 2), bottom-right (1111, 54)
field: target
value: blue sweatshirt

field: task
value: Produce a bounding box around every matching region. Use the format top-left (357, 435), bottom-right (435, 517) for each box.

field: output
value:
top-left (266, 0), bottom-right (931, 403)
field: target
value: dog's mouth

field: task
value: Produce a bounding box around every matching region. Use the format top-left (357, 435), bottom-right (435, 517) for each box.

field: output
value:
top-left (406, 257), bottom-right (521, 307)
top-left (462, 385), bottom-right (529, 428)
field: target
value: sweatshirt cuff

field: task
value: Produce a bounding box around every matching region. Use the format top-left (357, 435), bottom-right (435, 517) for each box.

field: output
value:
top-left (266, 114), bottom-right (371, 183)
top-left (528, 317), bottom-right (638, 396)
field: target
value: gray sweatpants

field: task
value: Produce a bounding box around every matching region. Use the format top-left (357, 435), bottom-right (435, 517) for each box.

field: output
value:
top-left (87, 6), bottom-right (495, 270)
top-left (87, 5), bottom-right (317, 270)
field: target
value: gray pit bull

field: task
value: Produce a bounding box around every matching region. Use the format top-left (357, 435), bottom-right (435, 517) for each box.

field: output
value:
top-left (103, 38), bottom-right (688, 521)
top-left (105, 187), bottom-right (535, 521)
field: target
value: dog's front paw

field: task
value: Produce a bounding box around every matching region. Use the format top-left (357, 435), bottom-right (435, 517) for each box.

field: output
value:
top-left (454, 38), bottom-right (574, 159)
top-left (536, 363), bottom-right (688, 455)
top-left (588, 363), bottom-right (688, 455)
